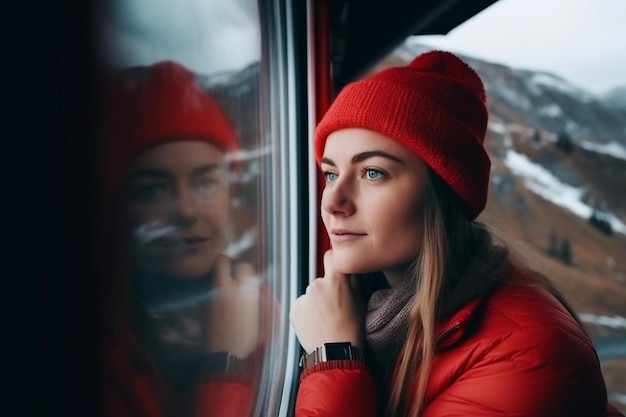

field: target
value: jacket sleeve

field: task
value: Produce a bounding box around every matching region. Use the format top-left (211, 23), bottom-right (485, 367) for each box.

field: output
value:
top-left (422, 326), bottom-right (609, 417)
top-left (194, 376), bottom-right (254, 417)
top-left (295, 360), bottom-right (378, 417)
top-left (194, 284), bottom-right (278, 417)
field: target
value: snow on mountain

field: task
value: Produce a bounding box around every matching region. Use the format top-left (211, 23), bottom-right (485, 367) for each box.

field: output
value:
top-left (603, 86), bottom-right (626, 113)
top-left (580, 140), bottom-right (626, 160)
top-left (471, 62), bottom-right (626, 147)
top-left (398, 42), bottom-right (626, 147)
top-left (388, 42), bottom-right (626, 237)
top-left (528, 72), bottom-right (595, 102)
top-left (501, 144), bottom-right (626, 235)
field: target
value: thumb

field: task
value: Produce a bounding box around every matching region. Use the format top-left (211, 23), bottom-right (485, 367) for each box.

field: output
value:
top-left (214, 255), bottom-right (234, 287)
top-left (233, 262), bottom-right (262, 291)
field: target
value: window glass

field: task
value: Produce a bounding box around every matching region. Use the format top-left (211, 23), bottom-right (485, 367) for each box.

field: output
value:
top-left (93, 1), bottom-right (290, 415)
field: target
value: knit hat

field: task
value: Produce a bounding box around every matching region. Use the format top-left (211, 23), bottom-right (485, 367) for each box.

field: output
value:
top-left (100, 60), bottom-right (240, 198)
top-left (315, 50), bottom-right (490, 219)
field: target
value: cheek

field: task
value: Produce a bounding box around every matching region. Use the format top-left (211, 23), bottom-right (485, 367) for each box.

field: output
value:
top-left (196, 196), bottom-right (232, 243)
top-left (124, 205), bottom-right (167, 239)
top-left (379, 193), bottom-right (424, 244)
top-left (202, 189), bottom-right (231, 221)
top-left (320, 209), bottom-right (330, 231)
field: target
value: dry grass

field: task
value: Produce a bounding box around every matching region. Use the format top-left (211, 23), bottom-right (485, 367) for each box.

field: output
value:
top-left (602, 358), bottom-right (626, 414)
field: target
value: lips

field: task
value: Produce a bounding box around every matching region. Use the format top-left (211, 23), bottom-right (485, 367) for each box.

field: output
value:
top-left (329, 228), bottom-right (366, 243)
top-left (154, 236), bottom-right (210, 248)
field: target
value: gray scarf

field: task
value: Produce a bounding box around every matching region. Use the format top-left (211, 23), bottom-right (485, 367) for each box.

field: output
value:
top-left (364, 224), bottom-right (508, 384)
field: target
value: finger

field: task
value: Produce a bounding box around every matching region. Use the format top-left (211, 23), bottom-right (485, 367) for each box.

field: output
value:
top-left (322, 250), bottom-right (333, 277)
top-left (214, 255), bottom-right (234, 286)
top-left (233, 261), bottom-right (255, 281)
top-left (235, 263), bottom-right (262, 293)
top-left (323, 250), bottom-right (349, 282)
top-left (305, 279), bottom-right (318, 294)
top-left (305, 277), bottom-right (324, 294)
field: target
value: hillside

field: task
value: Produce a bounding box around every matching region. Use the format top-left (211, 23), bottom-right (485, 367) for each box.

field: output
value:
top-left (373, 43), bottom-right (626, 331)
top-left (373, 43), bottom-right (626, 412)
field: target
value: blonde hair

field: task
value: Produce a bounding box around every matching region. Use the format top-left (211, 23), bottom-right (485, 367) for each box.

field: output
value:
top-left (385, 171), bottom-right (583, 417)
top-left (386, 171), bottom-right (472, 417)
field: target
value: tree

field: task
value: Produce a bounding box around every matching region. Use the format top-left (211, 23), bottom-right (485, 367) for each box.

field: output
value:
top-left (555, 131), bottom-right (574, 153)
top-left (560, 238), bottom-right (572, 265)
top-left (589, 209), bottom-right (613, 236)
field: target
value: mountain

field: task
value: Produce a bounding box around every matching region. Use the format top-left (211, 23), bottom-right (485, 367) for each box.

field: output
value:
top-left (603, 86), bottom-right (626, 114)
top-left (373, 42), bottom-right (626, 338)
top-left (395, 42), bottom-right (626, 146)
top-left (380, 43), bottom-right (626, 409)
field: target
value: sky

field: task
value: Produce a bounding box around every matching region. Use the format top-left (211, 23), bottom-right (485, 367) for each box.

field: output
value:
top-left (416, 0), bottom-right (626, 96)
top-left (97, 0), bottom-right (626, 95)
top-left (97, 0), bottom-right (260, 74)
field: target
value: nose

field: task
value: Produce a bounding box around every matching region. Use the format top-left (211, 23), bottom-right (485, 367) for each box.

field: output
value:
top-left (170, 184), bottom-right (199, 225)
top-left (321, 178), bottom-right (355, 216)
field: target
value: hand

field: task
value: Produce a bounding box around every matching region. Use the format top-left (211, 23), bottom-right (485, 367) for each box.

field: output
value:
top-left (204, 255), bottom-right (261, 358)
top-left (290, 250), bottom-right (365, 354)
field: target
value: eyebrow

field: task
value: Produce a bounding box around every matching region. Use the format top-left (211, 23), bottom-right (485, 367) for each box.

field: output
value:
top-left (129, 168), bottom-right (169, 181)
top-left (321, 150), bottom-right (404, 167)
top-left (129, 163), bottom-right (224, 181)
top-left (191, 163), bottom-right (225, 177)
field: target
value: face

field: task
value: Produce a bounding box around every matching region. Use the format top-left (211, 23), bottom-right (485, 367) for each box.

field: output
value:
top-left (320, 128), bottom-right (429, 284)
top-left (124, 140), bottom-right (231, 280)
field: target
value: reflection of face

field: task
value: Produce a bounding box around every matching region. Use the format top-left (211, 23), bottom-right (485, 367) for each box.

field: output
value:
top-left (320, 128), bottom-right (428, 282)
top-left (124, 140), bottom-right (231, 280)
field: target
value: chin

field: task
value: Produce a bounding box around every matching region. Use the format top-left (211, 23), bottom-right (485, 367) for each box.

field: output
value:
top-left (148, 260), bottom-right (214, 280)
top-left (331, 254), bottom-right (373, 275)
top-left (173, 265), bottom-right (215, 280)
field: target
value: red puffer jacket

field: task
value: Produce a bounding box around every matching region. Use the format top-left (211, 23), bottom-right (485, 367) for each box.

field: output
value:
top-left (100, 278), bottom-right (276, 417)
top-left (102, 327), bottom-right (259, 417)
top-left (295, 283), bottom-right (624, 417)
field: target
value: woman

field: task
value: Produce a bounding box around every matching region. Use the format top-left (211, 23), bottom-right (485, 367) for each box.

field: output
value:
top-left (290, 51), bottom-right (624, 417)
top-left (96, 60), bottom-right (265, 417)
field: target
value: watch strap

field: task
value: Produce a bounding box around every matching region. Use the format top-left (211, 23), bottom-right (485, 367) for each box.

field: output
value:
top-left (299, 342), bottom-right (364, 369)
top-left (202, 352), bottom-right (250, 374)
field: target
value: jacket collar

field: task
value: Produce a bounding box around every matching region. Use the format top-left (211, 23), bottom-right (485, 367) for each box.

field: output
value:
top-left (435, 290), bottom-right (493, 351)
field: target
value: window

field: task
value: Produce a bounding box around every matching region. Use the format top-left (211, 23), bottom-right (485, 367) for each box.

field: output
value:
top-left (93, 1), bottom-right (304, 415)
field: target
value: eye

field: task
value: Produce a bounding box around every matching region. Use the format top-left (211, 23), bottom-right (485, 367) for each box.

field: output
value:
top-left (197, 178), bottom-right (218, 189)
top-left (323, 171), bottom-right (338, 183)
top-left (131, 183), bottom-right (168, 202)
top-left (364, 168), bottom-right (385, 180)
top-left (195, 176), bottom-right (221, 196)
top-left (195, 169), bottom-right (229, 196)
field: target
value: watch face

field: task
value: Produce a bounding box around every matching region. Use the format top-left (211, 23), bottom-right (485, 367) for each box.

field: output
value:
top-left (202, 352), bottom-right (230, 373)
top-left (324, 342), bottom-right (352, 360)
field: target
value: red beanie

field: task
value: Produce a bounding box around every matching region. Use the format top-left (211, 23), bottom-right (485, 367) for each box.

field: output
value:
top-left (100, 60), bottom-right (240, 198)
top-left (315, 50), bottom-right (490, 219)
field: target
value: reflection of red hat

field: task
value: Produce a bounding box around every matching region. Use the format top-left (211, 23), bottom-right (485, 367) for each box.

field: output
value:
top-left (101, 60), bottom-right (240, 197)
top-left (315, 51), bottom-right (490, 219)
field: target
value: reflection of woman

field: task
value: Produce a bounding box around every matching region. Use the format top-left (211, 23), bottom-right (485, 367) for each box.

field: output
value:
top-left (291, 51), bottom-right (624, 417)
top-left (97, 60), bottom-right (263, 417)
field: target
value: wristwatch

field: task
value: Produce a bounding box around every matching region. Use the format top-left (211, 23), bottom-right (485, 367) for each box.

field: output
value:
top-left (202, 352), bottom-right (250, 374)
top-left (299, 342), bottom-right (364, 369)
